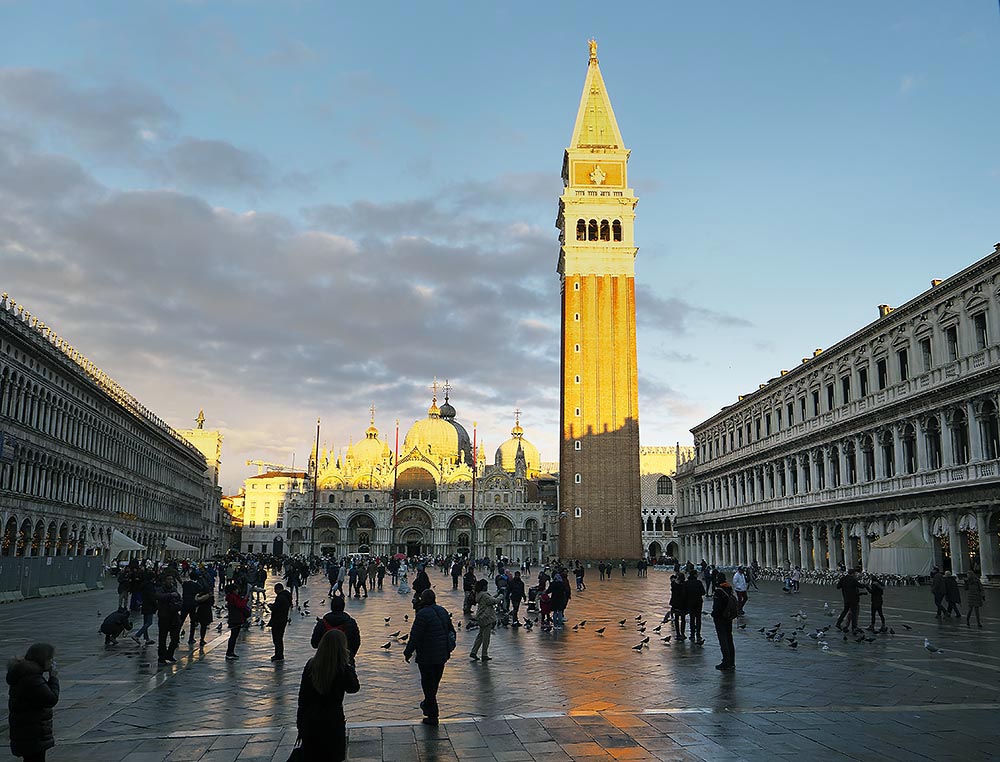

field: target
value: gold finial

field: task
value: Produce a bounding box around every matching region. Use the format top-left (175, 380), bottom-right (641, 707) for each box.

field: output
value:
top-left (369, 403), bottom-right (376, 425)
top-left (588, 38), bottom-right (598, 61)
top-left (512, 408), bottom-right (524, 437)
top-left (196, 409), bottom-right (205, 429)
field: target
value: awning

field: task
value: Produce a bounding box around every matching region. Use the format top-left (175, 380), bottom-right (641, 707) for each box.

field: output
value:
top-left (164, 537), bottom-right (198, 552)
top-left (110, 529), bottom-right (145, 552)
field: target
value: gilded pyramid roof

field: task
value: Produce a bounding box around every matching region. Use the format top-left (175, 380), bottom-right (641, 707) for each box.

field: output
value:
top-left (569, 40), bottom-right (625, 150)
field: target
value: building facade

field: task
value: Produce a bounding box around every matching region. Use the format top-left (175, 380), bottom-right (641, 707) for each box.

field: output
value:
top-left (0, 292), bottom-right (217, 561)
top-left (241, 396), bottom-right (558, 561)
top-left (557, 39), bottom-right (642, 560)
top-left (639, 446), bottom-right (693, 561)
top-left (177, 411), bottom-right (233, 558)
top-left (675, 247), bottom-right (1000, 579)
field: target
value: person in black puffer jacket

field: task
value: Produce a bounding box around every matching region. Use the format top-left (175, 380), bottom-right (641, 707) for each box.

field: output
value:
top-left (311, 594), bottom-right (362, 658)
top-left (131, 571), bottom-right (157, 645)
top-left (403, 590), bottom-right (456, 725)
top-left (7, 642), bottom-right (59, 761)
top-left (155, 580), bottom-right (182, 665)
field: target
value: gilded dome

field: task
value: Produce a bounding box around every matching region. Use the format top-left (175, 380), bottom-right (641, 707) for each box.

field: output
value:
top-left (348, 412), bottom-right (384, 466)
top-left (495, 417), bottom-right (540, 476)
top-left (404, 397), bottom-right (467, 464)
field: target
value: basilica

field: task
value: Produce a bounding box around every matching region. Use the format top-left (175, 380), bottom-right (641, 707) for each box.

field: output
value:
top-left (239, 391), bottom-right (558, 561)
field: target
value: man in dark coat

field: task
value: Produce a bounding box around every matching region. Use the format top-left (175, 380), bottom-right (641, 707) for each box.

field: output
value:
top-left (835, 568), bottom-right (865, 635)
top-left (943, 571), bottom-right (962, 618)
top-left (311, 594), bottom-right (362, 658)
top-left (403, 589), bottom-right (456, 726)
top-left (7, 642), bottom-right (59, 761)
top-left (99, 608), bottom-right (133, 645)
top-left (463, 567), bottom-right (477, 614)
top-left (268, 583), bottom-right (294, 661)
top-left (711, 573), bottom-right (737, 671)
top-left (683, 571), bottom-right (706, 645)
top-left (155, 580), bottom-right (182, 664)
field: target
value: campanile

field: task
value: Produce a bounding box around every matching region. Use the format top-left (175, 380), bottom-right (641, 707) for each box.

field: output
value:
top-left (556, 40), bottom-right (641, 561)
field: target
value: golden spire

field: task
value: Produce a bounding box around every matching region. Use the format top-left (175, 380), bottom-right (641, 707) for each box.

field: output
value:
top-left (570, 39), bottom-right (624, 149)
top-left (588, 38), bottom-right (598, 62)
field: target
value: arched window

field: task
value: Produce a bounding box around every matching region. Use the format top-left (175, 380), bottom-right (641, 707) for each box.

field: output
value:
top-left (656, 475), bottom-right (673, 495)
top-left (588, 219), bottom-right (598, 241)
top-left (458, 494), bottom-right (466, 504)
top-left (951, 409), bottom-right (969, 465)
top-left (645, 518), bottom-right (653, 531)
top-left (576, 219), bottom-right (586, 241)
top-left (328, 494), bottom-right (335, 503)
top-left (599, 219), bottom-right (610, 241)
top-left (981, 400), bottom-right (1000, 460)
top-left (612, 220), bottom-right (622, 242)
top-left (654, 517), bottom-right (663, 532)
top-left (901, 424), bottom-right (917, 474)
top-left (925, 417), bottom-right (942, 469)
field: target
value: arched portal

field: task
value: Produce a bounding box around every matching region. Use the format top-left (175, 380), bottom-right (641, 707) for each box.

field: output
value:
top-left (2, 516), bottom-right (16, 557)
top-left (648, 541), bottom-right (662, 561)
top-left (484, 515), bottom-right (513, 559)
top-left (449, 514), bottom-right (473, 553)
top-left (666, 541), bottom-right (679, 559)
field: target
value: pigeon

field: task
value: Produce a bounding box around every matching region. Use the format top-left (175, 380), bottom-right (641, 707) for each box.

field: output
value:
top-left (737, 623), bottom-right (747, 630)
top-left (385, 617), bottom-right (391, 624)
top-left (97, 610), bottom-right (101, 617)
top-left (652, 625), bottom-right (662, 633)
top-left (404, 615), bottom-right (409, 621)
top-left (661, 636), bottom-right (672, 643)
top-left (822, 645), bottom-right (830, 651)
top-left (902, 624), bottom-right (912, 630)
top-left (788, 641), bottom-right (798, 649)
top-left (578, 620), bottom-right (587, 628)
top-left (758, 627), bottom-right (766, 633)
top-left (637, 621), bottom-right (646, 628)
top-left (572, 624), bottom-right (580, 631)
top-left (595, 627), bottom-right (606, 635)
top-left (389, 630), bottom-right (401, 638)
top-left (864, 636), bottom-right (876, 643)
top-left (216, 623), bottom-right (224, 632)
top-left (924, 638), bottom-right (943, 654)
top-left (631, 643), bottom-right (644, 652)
top-left (889, 628), bottom-right (896, 635)
top-left (618, 619), bottom-right (627, 626)
top-left (399, 634), bottom-right (409, 643)
top-left (380, 642), bottom-right (392, 650)
top-left (640, 636), bottom-right (650, 644)
top-left (303, 601), bottom-right (310, 608)
top-left (635, 615), bottom-right (643, 621)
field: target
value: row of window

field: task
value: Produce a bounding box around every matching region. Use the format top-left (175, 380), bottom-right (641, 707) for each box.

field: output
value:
top-left (683, 401), bottom-right (1000, 514)
top-left (698, 311), bottom-right (992, 464)
top-left (574, 218), bottom-right (624, 242)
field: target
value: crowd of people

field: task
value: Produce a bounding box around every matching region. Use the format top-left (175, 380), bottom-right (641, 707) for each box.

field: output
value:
top-left (7, 551), bottom-right (991, 762)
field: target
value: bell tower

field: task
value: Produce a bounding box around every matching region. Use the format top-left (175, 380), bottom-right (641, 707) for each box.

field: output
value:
top-left (556, 40), bottom-right (641, 560)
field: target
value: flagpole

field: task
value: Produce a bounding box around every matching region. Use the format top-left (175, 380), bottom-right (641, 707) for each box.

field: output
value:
top-left (309, 417), bottom-right (320, 558)
top-left (471, 421), bottom-right (477, 561)
top-left (392, 419), bottom-right (399, 554)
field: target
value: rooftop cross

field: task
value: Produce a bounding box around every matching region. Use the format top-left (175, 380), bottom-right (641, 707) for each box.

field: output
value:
top-left (369, 403), bottom-right (376, 424)
top-left (443, 378), bottom-right (452, 401)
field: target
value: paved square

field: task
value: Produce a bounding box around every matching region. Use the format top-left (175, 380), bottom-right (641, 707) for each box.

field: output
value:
top-left (2, 570), bottom-right (999, 761)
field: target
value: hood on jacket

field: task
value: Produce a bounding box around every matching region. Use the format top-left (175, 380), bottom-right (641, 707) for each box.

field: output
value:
top-left (6, 658), bottom-right (43, 686)
top-left (323, 611), bottom-right (356, 627)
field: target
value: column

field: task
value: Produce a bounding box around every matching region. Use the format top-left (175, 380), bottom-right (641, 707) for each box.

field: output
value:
top-left (797, 456), bottom-right (806, 495)
top-left (874, 434), bottom-right (886, 480)
top-left (975, 509), bottom-right (997, 579)
top-left (798, 526), bottom-right (810, 570)
top-left (841, 521), bottom-right (856, 569)
top-left (810, 450), bottom-right (820, 491)
top-left (968, 400), bottom-right (984, 463)
top-left (783, 458), bottom-right (792, 498)
top-left (814, 523), bottom-right (827, 570)
top-left (915, 419), bottom-right (929, 472)
top-left (940, 410), bottom-right (954, 467)
top-left (860, 532), bottom-right (871, 570)
top-left (946, 512), bottom-right (965, 575)
top-left (826, 522), bottom-right (840, 570)
top-left (784, 527), bottom-right (795, 567)
top-left (838, 445), bottom-right (849, 486)
top-left (893, 423), bottom-right (906, 476)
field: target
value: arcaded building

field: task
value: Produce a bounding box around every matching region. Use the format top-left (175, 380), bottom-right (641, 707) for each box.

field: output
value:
top-left (0, 293), bottom-right (220, 560)
top-left (675, 246), bottom-right (1000, 579)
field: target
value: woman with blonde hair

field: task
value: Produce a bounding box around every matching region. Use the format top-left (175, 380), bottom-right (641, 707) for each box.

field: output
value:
top-left (295, 629), bottom-right (360, 761)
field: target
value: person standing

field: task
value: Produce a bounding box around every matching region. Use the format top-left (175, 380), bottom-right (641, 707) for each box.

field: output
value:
top-left (296, 630), bottom-right (360, 761)
top-left (670, 573), bottom-right (687, 641)
top-left (930, 567), bottom-right (947, 618)
top-left (508, 571), bottom-right (526, 624)
top-left (311, 595), bottom-right (362, 658)
top-left (684, 570), bottom-right (706, 645)
top-left (389, 557), bottom-right (400, 586)
top-left (224, 583), bottom-right (249, 661)
top-left (131, 571), bottom-right (157, 645)
top-left (451, 559), bottom-right (463, 590)
top-left (155, 580), bottom-right (182, 665)
top-left (965, 567), bottom-right (985, 628)
top-left (943, 571), bottom-right (962, 618)
top-left (462, 566), bottom-right (477, 615)
top-left (835, 568), bottom-right (865, 635)
top-left (268, 583), bottom-right (293, 661)
top-left (711, 572), bottom-right (737, 671)
top-left (412, 566), bottom-right (431, 609)
top-left (620, 559), bottom-right (627, 577)
top-left (548, 575), bottom-right (568, 629)
top-left (469, 579), bottom-right (499, 661)
top-left (866, 578), bottom-right (886, 632)
top-left (732, 567), bottom-right (749, 616)
top-left (403, 589), bottom-right (456, 726)
top-left (6, 642), bottom-right (60, 762)
top-left (285, 564), bottom-right (302, 606)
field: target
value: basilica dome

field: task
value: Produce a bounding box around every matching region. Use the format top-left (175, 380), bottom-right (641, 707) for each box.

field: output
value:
top-left (348, 418), bottom-right (384, 466)
top-left (404, 397), bottom-right (471, 465)
top-left (495, 417), bottom-right (540, 476)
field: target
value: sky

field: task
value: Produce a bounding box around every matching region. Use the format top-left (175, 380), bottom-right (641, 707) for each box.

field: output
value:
top-left (1, 2), bottom-right (997, 494)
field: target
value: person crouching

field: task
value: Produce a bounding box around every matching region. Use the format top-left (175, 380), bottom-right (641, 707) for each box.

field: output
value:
top-left (99, 608), bottom-right (133, 646)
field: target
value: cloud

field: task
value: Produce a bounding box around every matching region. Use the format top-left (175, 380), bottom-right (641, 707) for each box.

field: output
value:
top-left (899, 75), bottom-right (917, 95)
top-left (163, 138), bottom-right (274, 191)
top-left (636, 284), bottom-right (752, 334)
top-left (0, 67), bottom-right (177, 156)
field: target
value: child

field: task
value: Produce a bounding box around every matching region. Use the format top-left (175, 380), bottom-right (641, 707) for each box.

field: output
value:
top-left (99, 608), bottom-right (133, 646)
top-left (539, 588), bottom-right (552, 631)
top-left (867, 578), bottom-right (886, 632)
top-left (7, 642), bottom-right (59, 762)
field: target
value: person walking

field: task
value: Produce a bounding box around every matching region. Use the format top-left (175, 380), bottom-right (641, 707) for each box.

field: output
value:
top-left (451, 559), bottom-right (462, 590)
top-left (268, 583), bottom-right (293, 661)
top-left (732, 567), bottom-right (749, 616)
top-left (943, 571), bottom-right (962, 618)
top-left (670, 573), bottom-right (688, 641)
top-left (620, 559), bottom-right (627, 577)
top-left (224, 583), bottom-right (249, 661)
top-left (684, 570), bottom-right (706, 645)
top-left (835, 568), bottom-right (865, 635)
top-left (930, 567), bottom-right (947, 617)
top-left (548, 575), bottom-right (568, 629)
top-left (711, 572), bottom-right (737, 671)
top-left (965, 567), bottom-right (985, 628)
top-left (285, 564), bottom-right (302, 606)
top-left (296, 629), bottom-right (360, 761)
top-left (6, 643), bottom-right (60, 762)
top-left (131, 571), bottom-right (157, 646)
top-left (155, 579), bottom-right (182, 665)
top-left (469, 579), bottom-right (499, 661)
top-left (311, 595), bottom-right (362, 658)
top-left (403, 589), bottom-right (456, 726)
top-left (866, 578), bottom-right (886, 632)
top-left (462, 566), bottom-right (477, 615)
top-left (412, 566), bottom-right (431, 609)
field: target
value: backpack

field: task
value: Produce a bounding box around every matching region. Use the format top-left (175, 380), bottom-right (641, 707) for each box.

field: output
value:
top-left (723, 590), bottom-right (739, 620)
top-left (437, 610), bottom-right (457, 653)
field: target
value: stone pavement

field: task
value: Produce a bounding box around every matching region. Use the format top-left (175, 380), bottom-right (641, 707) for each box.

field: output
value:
top-left (2, 569), bottom-right (999, 761)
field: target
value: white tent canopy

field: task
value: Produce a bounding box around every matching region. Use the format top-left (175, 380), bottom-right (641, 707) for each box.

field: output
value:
top-left (866, 519), bottom-right (933, 576)
top-left (164, 537), bottom-right (198, 552)
top-left (110, 529), bottom-right (145, 552)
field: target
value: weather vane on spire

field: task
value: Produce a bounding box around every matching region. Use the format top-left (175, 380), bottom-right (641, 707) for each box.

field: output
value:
top-left (369, 403), bottom-right (376, 424)
top-left (195, 409), bottom-right (205, 429)
top-left (588, 38), bottom-right (598, 61)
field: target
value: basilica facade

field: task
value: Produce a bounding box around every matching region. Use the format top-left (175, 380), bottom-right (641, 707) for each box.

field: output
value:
top-left (240, 394), bottom-right (558, 562)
